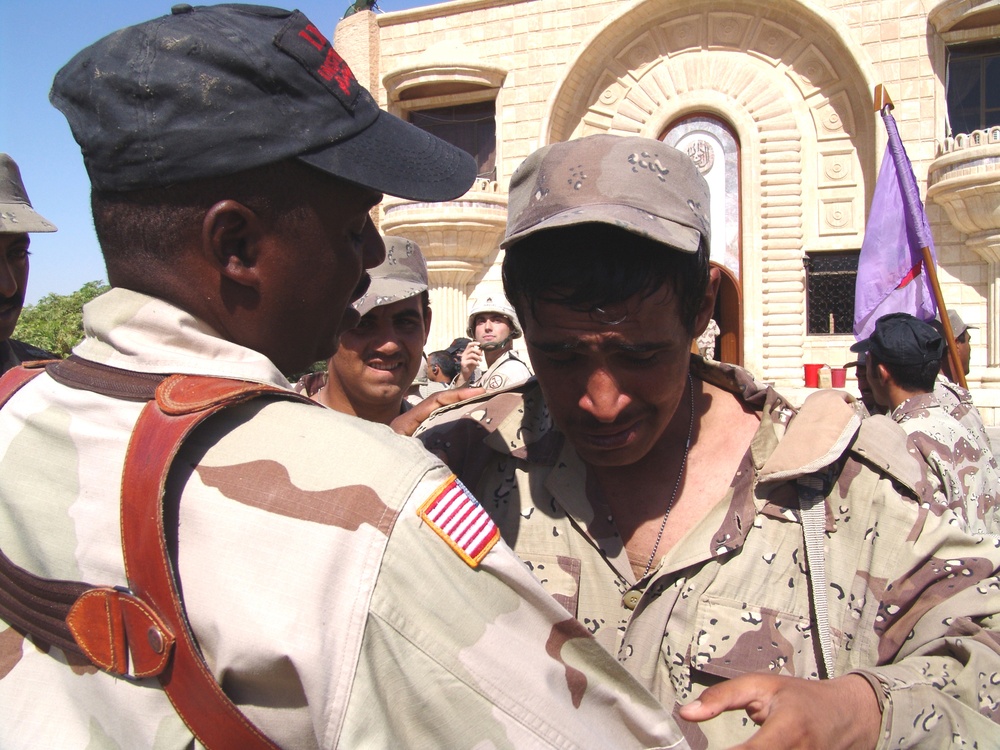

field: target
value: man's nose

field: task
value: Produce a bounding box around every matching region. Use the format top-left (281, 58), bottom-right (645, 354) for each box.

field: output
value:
top-left (0, 258), bottom-right (18, 298)
top-left (361, 218), bottom-right (384, 270)
top-left (579, 368), bottom-right (628, 423)
top-left (372, 329), bottom-right (401, 354)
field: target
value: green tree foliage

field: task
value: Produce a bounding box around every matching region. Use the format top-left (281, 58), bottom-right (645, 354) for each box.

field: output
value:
top-left (13, 280), bottom-right (110, 358)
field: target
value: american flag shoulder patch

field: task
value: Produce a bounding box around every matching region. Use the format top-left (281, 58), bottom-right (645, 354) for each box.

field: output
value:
top-left (417, 475), bottom-right (499, 567)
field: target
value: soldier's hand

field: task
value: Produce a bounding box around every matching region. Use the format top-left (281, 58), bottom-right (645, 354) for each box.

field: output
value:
top-left (678, 673), bottom-right (881, 750)
top-left (458, 342), bottom-right (482, 383)
top-left (391, 386), bottom-right (486, 436)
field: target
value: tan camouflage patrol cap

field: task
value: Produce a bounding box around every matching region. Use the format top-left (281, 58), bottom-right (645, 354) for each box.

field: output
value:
top-left (945, 309), bottom-right (976, 337)
top-left (353, 236), bottom-right (428, 316)
top-left (502, 133), bottom-right (710, 252)
top-left (0, 154), bottom-right (57, 234)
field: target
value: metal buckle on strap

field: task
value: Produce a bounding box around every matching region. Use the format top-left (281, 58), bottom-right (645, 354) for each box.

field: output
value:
top-left (67, 586), bottom-right (176, 680)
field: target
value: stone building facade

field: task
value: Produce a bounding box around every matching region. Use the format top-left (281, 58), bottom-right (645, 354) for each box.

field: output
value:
top-left (334, 0), bottom-right (1000, 419)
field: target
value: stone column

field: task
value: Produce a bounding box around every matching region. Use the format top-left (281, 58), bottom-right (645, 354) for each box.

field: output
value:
top-left (967, 236), bottom-right (1000, 370)
top-left (380, 184), bottom-right (508, 352)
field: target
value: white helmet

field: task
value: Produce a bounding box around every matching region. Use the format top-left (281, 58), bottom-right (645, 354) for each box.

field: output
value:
top-left (466, 295), bottom-right (522, 339)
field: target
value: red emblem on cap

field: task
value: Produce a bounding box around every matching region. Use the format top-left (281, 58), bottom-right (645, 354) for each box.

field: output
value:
top-left (277, 12), bottom-right (360, 106)
top-left (318, 48), bottom-right (355, 95)
top-left (297, 23), bottom-right (356, 97)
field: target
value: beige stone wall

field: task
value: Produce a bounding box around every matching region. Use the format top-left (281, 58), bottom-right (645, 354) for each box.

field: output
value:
top-left (335, 0), bottom-right (996, 419)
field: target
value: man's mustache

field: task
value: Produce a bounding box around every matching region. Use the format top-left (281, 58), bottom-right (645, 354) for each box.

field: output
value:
top-left (0, 293), bottom-right (24, 310)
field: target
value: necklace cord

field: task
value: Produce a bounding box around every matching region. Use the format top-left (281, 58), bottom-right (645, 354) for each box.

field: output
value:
top-left (642, 373), bottom-right (694, 578)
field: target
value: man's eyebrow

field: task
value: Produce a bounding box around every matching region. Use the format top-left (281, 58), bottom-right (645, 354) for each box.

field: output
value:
top-left (530, 339), bottom-right (668, 354)
top-left (393, 309), bottom-right (423, 321)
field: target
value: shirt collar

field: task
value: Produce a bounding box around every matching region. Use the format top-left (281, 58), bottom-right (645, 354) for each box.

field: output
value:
top-left (74, 288), bottom-right (292, 389)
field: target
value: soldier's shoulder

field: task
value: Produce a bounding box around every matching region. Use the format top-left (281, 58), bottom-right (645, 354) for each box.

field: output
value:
top-left (8, 338), bottom-right (59, 363)
top-left (199, 396), bottom-right (441, 485)
top-left (420, 377), bottom-right (540, 431)
top-left (847, 413), bottom-right (930, 501)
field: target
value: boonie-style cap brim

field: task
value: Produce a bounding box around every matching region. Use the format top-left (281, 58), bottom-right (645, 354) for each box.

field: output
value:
top-left (946, 309), bottom-right (977, 336)
top-left (353, 277), bottom-right (428, 317)
top-left (352, 236), bottom-right (428, 316)
top-left (0, 203), bottom-right (57, 234)
top-left (0, 153), bottom-right (57, 233)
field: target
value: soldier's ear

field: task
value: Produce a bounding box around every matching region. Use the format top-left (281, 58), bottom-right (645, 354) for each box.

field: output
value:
top-left (202, 200), bottom-right (264, 291)
top-left (874, 362), bottom-right (891, 386)
top-left (692, 265), bottom-right (721, 338)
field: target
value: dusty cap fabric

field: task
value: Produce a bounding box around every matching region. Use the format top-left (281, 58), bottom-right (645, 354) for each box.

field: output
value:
top-left (943, 309), bottom-right (976, 337)
top-left (49, 4), bottom-right (476, 201)
top-left (502, 133), bottom-right (710, 252)
top-left (851, 313), bottom-right (944, 366)
top-left (927, 312), bottom-right (977, 341)
top-left (352, 236), bottom-right (427, 316)
top-left (0, 154), bottom-right (57, 234)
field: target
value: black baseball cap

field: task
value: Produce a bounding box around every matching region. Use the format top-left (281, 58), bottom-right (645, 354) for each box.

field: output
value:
top-left (49, 4), bottom-right (476, 201)
top-left (850, 313), bottom-right (944, 366)
top-left (446, 337), bottom-right (471, 357)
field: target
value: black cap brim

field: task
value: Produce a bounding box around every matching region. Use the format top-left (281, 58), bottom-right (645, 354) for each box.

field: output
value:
top-left (298, 110), bottom-right (477, 202)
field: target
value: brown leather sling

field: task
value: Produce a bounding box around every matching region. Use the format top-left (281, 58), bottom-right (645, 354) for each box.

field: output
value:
top-left (0, 356), bottom-right (318, 750)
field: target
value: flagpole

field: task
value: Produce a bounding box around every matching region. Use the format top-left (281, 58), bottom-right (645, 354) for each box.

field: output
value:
top-left (873, 85), bottom-right (967, 389)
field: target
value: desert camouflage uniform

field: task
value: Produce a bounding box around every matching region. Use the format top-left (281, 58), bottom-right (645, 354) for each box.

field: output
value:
top-left (890, 391), bottom-right (1000, 536)
top-left (0, 288), bottom-right (686, 749)
top-left (934, 373), bottom-right (991, 450)
top-left (469, 349), bottom-right (532, 392)
top-left (418, 356), bottom-right (1000, 750)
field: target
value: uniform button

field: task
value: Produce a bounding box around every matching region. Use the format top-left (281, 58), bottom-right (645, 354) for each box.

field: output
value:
top-left (622, 590), bottom-right (642, 610)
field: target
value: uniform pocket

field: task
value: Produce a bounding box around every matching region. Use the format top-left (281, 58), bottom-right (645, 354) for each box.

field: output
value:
top-left (689, 594), bottom-right (822, 680)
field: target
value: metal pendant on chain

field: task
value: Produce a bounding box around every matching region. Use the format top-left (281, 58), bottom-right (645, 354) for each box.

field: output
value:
top-left (641, 373), bottom-right (694, 578)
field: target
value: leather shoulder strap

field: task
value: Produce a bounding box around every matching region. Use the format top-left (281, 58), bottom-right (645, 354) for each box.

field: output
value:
top-left (122, 374), bottom-right (313, 750)
top-left (47, 354), bottom-right (165, 401)
top-left (0, 361), bottom-right (316, 750)
top-left (0, 360), bottom-right (48, 404)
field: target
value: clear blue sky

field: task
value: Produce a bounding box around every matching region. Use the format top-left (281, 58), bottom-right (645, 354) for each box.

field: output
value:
top-left (0, 0), bottom-right (435, 305)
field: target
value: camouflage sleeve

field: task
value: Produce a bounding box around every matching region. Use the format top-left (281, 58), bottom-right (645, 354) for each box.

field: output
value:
top-left (903, 430), bottom-right (960, 516)
top-left (902, 423), bottom-right (1000, 536)
top-left (340, 465), bottom-right (688, 749)
top-left (850, 489), bottom-right (1000, 748)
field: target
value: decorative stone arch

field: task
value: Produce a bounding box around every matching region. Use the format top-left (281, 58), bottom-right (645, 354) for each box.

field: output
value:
top-left (928, 0), bottom-right (1000, 34)
top-left (539, 0), bottom-right (878, 382)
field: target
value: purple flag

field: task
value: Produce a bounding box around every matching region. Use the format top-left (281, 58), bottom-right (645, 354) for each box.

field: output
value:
top-left (853, 109), bottom-right (938, 339)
